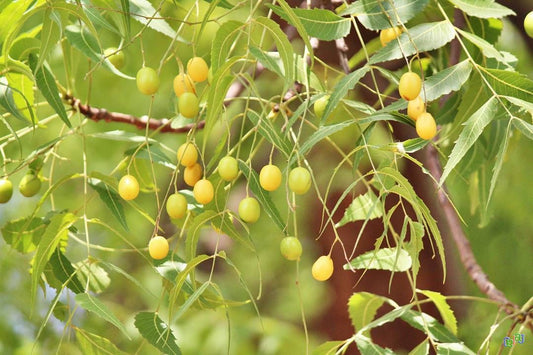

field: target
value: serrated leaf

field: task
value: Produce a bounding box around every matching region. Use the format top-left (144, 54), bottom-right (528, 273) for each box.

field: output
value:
top-left (417, 289), bottom-right (457, 335)
top-left (237, 161), bottom-right (285, 232)
top-left (440, 98), bottom-right (498, 184)
top-left (64, 25), bottom-right (133, 79)
top-left (28, 54), bottom-right (71, 127)
top-left (336, 191), bottom-right (383, 227)
top-left (457, 29), bottom-right (511, 65)
top-left (370, 21), bottom-right (455, 64)
top-left (249, 46), bottom-right (283, 77)
top-left (400, 310), bottom-right (459, 343)
top-left (420, 60), bottom-right (472, 102)
top-left (88, 177), bottom-right (128, 231)
top-left (75, 293), bottom-right (130, 338)
top-left (76, 329), bottom-right (128, 355)
top-left (269, 6), bottom-right (350, 41)
top-left (348, 292), bottom-right (386, 336)
top-left (247, 110), bottom-right (291, 158)
top-left (354, 334), bottom-right (396, 355)
top-left (405, 220), bottom-right (424, 280)
top-left (321, 66), bottom-right (370, 122)
top-left (31, 213), bottom-right (77, 305)
top-left (436, 342), bottom-right (476, 355)
top-left (447, 0), bottom-right (514, 19)
top-left (210, 21), bottom-right (243, 73)
top-left (75, 259), bottom-right (111, 294)
top-left (341, 0), bottom-right (429, 30)
top-left (49, 248), bottom-right (84, 294)
top-left (344, 247), bottom-right (412, 272)
top-left (482, 68), bottom-right (533, 104)
top-left (129, 0), bottom-right (185, 42)
top-left (2, 216), bottom-right (46, 253)
top-left (409, 339), bottom-right (429, 355)
top-left (0, 76), bottom-right (27, 121)
top-left (134, 312), bottom-right (181, 355)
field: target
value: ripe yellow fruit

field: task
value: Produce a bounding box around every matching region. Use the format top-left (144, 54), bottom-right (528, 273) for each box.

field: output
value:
top-left (259, 164), bottom-right (282, 192)
top-left (312, 255), bottom-right (334, 281)
top-left (416, 112), bottom-right (437, 140)
top-left (177, 143), bottom-right (198, 167)
top-left (184, 163), bottom-right (202, 187)
top-left (173, 73), bottom-right (195, 97)
top-left (399, 72), bottom-right (422, 101)
top-left (118, 175), bottom-right (139, 201)
top-left (380, 27), bottom-right (402, 47)
top-left (193, 179), bottom-right (214, 205)
top-left (187, 57), bottom-right (209, 82)
top-left (407, 96), bottom-right (425, 121)
top-left (148, 236), bottom-right (169, 260)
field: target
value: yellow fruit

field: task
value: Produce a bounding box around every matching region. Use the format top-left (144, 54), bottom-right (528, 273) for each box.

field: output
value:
top-left (118, 175), bottom-right (139, 201)
top-left (148, 236), bottom-right (169, 260)
top-left (312, 255), bottom-right (334, 281)
top-left (193, 179), bottom-right (214, 205)
top-left (416, 112), bottom-right (437, 140)
top-left (184, 163), bottom-right (202, 187)
top-left (259, 164), bottom-right (282, 192)
top-left (177, 143), bottom-right (198, 167)
top-left (187, 57), bottom-right (209, 82)
top-left (407, 96), bottom-right (425, 121)
top-left (399, 72), bottom-right (422, 101)
top-left (173, 73), bottom-right (195, 97)
top-left (380, 27), bottom-right (402, 47)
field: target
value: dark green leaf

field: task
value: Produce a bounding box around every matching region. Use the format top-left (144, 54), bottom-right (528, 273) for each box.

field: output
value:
top-left (400, 310), bottom-right (459, 343)
top-left (134, 312), bottom-right (181, 355)
top-left (2, 216), bottom-right (46, 253)
top-left (49, 248), bottom-right (84, 294)
top-left (0, 77), bottom-right (27, 121)
top-left (420, 60), bottom-right (472, 102)
top-left (482, 68), bottom-right (533, 104)
top-left (249, 46), bottom-right (283, 77)
top-left (88, 177), bottom-right (128, 231)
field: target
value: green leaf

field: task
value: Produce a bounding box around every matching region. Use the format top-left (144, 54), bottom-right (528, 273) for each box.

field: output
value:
top-left (185, 211), bottom-right (218, 260)
top-left (49, 248), bottom-right (84, 294)
top-left (417, 289), bottom-right (457, 335)
top-left (203, 0), bottom-right (234, 9)
top-left (344, 247), bottom-right (412, 272)
top-left (341, 0), bottom-right (429, 30)
top-left (75, 293), bottom-right (130, 339)
top-left (129, 0), bottom-right (186, 42)
top-left (247, 110), bottom-right (292, 158)
top-left (447, 0), bottom-right (514, 19)
top-left (312, 341), bottom-right (345, 355)
top-left (336, 191), bottom-right (384, 228)
top-left (37, 8), bottom-right (61, 70)
top-left (487, 122), bottom-right (510, 207)
top-left (88, 177), bottom-right (128, 231)
top-left (76, 329), bottom-right (128, 355)
top-left (124, 144), bottom-right (176, 170)
top-left (482, 68), bottom-right (533, 104)
top-left (440, 98), bottom-right (498, 184)
top-left (457, 29), bottom-right (511, 66)
top-left (2, 216), bottom-right (46, 253)
top-left (405, 220), bottom-right (424, 281)
top-left (75, 259), bottom-right (111, 294)
top-left (64, 25), bottom-right (133, 79)
top-left (173, 282), bottom-right (210, 320)
top-left (204, 64), bottom-right (236, 139)
top-left (118, 0), bottom-right (130, 37)
top-left (409, 339), bottom-right (429, 355)
top-left (0, 77), bottom-right (27, 121)
top-left (28, 54), bottom-right (71, 127)
top-left (420, 60), bottom-right (472, 102)
top-left (238, 161), bottom-right (285, 232)
top-left (6, 72), bottom-right (36, 122)
top-left (210, 21), bottom-right (243, 73)
top-left (436, 342), bottom-right (476, 355)
top-left (348, 292), bottom-right (386, 336)
top-left (31, 213), bottom-right (76, 304)
top-left (81, 0), bottom-right (121, 36)
top-left (249, 46), bottom-right (283, 77)
top-left (89, 130), bottom-right (157, 143)
top-left (513, 118), bottom-right (533, 140)
top-left (0, 0), bottom-right (32, 45)
top-left (134, 312), bottom-right (182, 355)
top-left (269, 6), bottom-right (350, 41)
top-left (400, 310), bottom-right (459, 343)
top-left (369, 21), bottom-right (455, 64)
top-left (321, 66), bottom-right (370, 122)
top-left (354, 334), bottom-right (396, 355)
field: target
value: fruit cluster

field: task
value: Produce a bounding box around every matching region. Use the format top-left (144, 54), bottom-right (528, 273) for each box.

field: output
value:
top-left (0, 173), bottom-right (42, 204)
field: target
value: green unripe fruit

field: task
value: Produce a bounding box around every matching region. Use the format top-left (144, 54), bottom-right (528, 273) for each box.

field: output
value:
top-left (314, 95), bottom-right (329, 119)
top-left (0, 179), bottom-right (13, 203)
top-left (136, 67), bottom-right (160, 95)
top-left (178, 92), bottom-right (200, 118)
top-left (217, 156), bottom-right (239, 181)
top-left (238, 197), bottom-right (260, 223)
top-left (104, 47), bottom-right (125, 69)
top-left (166, 193), bottom-right (188, 219)
top-left (19, 174), bottom-right (41, 197)
top-left (525, 11), bottom-right (533, 38)
top-left (288, 167), bottom-right (312, 195)
top-left (280, 237), bottom-right (302, 261)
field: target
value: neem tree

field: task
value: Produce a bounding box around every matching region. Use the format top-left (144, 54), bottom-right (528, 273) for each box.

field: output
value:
top-left (0, 0), bottom-right (532, 353)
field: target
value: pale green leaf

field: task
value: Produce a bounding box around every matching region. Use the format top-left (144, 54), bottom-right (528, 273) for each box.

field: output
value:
top-left (436, 342), bottom-right (476, 355)
top-left (417, 289), bottom-right (458, 335)
top-left (348, 292), bottom-right (386, 336)
top-left (1, 216), bottom-right (45, 253)
top-left (0, 77), bottom-right (27, 121)
top-left (129, 0), bottom-right (186, 42)
top-left (400, 310), bottom-right (459, 343)
top-left (370, 21), bottom-right (455, 64)
top-left (75, 259), bottom-right (111, 294)
top-left (185, 211), bottom-right (218, 260)
top-left (312, 341), bottom-right (344, 355)
top-left (409, 339), bottom-right (429, 355)
top-left (354, 334), bottom-right (396, 355)
top-left (75, 293), bottom-right (130, 338)
top-left (482, 68), bottom-right (533, 104)
top-left (210, 21), bottom-right (243, 73)
top-left (6, 72), bottom-right (36, 122)
top-left (457, 29), bottom-right (511, 65)
top-left (344, 248), bottom-right (412, 272)
top-left (269, 6), bottom-right (350, 41)
top-left (440, 98), bottom-right (498, 184)
top-left (336, 191), bottom-right (383, 227)
top-left (76, 329), bottom-right (128, 355)
top-left (447, 0), bottom-right (514, 19)
top-left (341, 0), bottom-right (429, 30)
top-left (134, 312), bottom-right (181, 355)
top-left (420, 60), bottom-right (472, 102)
top-left (37, 8), bottom-right (61, 70)
top-left (513, 118), bottom-right (533, 140)
top-left (249, 46), bottom-right (283, 77)
top-left (247, 110), bottom-right (291, 158)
